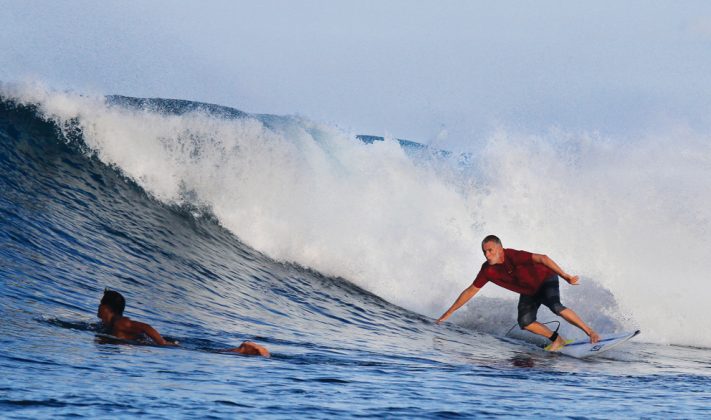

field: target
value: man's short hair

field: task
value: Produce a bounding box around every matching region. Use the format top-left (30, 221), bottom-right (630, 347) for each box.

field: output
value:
top-left (481, 235), bottom-right (502, 247)
top-left (101, 289), bottom-right (125, 316)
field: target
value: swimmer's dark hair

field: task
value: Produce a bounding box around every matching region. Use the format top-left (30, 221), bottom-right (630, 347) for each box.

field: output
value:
top-left (101, 289), bottom-right (125, 316)
top-left (481, 235), bottom-right (502, 247)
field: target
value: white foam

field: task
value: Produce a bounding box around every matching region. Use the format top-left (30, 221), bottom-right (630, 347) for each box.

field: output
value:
top-left (473, 127), bottom-right (711, 346)
top-left (4, 83), bottom-right (710, 348)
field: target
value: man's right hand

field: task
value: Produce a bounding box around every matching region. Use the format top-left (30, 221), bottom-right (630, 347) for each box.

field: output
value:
top-left (435, 284), bottom-right (480, 325)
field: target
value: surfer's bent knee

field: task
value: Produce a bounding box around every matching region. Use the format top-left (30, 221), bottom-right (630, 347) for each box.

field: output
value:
top-left (517, 295), bottom-right (539, 328)
top-left (518, 312), bottom-right (536, 329)
top-left (549, 302), bottom-right (567, 316)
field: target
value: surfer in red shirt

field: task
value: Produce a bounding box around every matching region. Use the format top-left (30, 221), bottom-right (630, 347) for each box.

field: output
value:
top-left (436, 235), bottom-right (600, 351)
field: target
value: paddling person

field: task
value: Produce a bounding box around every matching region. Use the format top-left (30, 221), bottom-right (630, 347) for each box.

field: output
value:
top-left (436, 235), bottom-right (600, 351)
top-left (98, 289), bottom-right (269, 357)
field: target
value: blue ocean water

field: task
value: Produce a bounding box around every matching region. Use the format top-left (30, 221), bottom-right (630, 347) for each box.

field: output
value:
top-left (1, 92), bottom-right (710, 419)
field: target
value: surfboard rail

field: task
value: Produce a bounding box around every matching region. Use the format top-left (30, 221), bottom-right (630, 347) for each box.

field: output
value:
top-left (550, 330), bottom-right (641, 359)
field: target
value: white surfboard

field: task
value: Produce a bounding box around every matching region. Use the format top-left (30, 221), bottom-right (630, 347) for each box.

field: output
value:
top-left (550, 330), bottom-right (640, 359)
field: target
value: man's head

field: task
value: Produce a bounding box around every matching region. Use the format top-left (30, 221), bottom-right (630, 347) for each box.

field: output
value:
top-left (481, 235), bottom-right (504, 265)
top-left (98, 289), bottom-right (125, 323)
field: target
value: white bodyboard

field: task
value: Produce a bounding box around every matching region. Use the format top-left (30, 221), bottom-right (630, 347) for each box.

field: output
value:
top-left (553, 330), bottom-right (640, 359)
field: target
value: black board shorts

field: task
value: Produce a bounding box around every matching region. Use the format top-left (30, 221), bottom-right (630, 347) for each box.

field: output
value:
top-left (517, 275), bottom-right (567, 328)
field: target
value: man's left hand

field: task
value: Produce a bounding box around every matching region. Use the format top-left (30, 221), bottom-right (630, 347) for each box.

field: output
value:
top-left (565, 274), bottom-right (580, 285)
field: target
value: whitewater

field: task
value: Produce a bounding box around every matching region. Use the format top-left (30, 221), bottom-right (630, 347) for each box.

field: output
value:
top-left (1, 83), bottom-right (710, 418)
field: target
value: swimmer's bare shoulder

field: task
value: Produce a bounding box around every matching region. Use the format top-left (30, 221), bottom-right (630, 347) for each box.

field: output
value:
top-left (113, 317), bottom-right (176, 346)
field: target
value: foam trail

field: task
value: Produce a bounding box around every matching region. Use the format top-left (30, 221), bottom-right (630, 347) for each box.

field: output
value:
top-left (3, 82), bottom-right (710, 347)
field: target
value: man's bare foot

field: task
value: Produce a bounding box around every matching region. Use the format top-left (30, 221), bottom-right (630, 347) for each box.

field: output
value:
top-left (230, 341), bottom-right (270, 357)
top-left (547, 336), bottom-right (567, 352)
top-left (588, 331), bottom-right (600, 344)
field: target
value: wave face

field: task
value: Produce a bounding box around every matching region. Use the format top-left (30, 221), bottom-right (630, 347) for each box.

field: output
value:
top-left (4, 84), bottom-right (711, 348)
top-left (0, 87), bottom-right (428, 351)
top-left (2, 84), bottom-right (711, 417)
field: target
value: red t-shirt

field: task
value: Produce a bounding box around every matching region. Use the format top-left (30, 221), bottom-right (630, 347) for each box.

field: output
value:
top-left (472, 248), bottom-right (555, 296)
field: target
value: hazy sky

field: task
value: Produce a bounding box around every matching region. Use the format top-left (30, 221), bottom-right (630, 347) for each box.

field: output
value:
top-left (3, 1), bottom-right (711, 148)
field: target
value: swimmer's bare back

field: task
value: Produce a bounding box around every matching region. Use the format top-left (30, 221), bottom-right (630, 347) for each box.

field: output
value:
top-left (111, 317), bottom-right (176, 346)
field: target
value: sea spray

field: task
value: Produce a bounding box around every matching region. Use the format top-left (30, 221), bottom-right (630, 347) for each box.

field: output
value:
top-left (473, 127), bottom-right (711, 345)
top-left (0, 83), bottom-right (481, 318)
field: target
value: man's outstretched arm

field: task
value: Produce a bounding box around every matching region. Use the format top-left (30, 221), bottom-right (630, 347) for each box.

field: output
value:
top-left (436, 284), bottom-right (481, 324)
top-left (532, 253), bottom-right (579, 285)
top-left (119, 319), bottom-right (175, 346)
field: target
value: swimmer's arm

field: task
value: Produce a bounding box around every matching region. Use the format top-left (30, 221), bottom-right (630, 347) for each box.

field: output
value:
top-left (436, 284), bottom-right (481, 324)
top-left (121, 319), bottom-right (175, 346)
top-left (531, 253), bottom-right (579, 285)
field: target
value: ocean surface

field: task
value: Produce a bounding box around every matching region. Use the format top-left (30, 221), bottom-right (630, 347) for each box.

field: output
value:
top-left (1, 85), bottom-right (710, 418)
